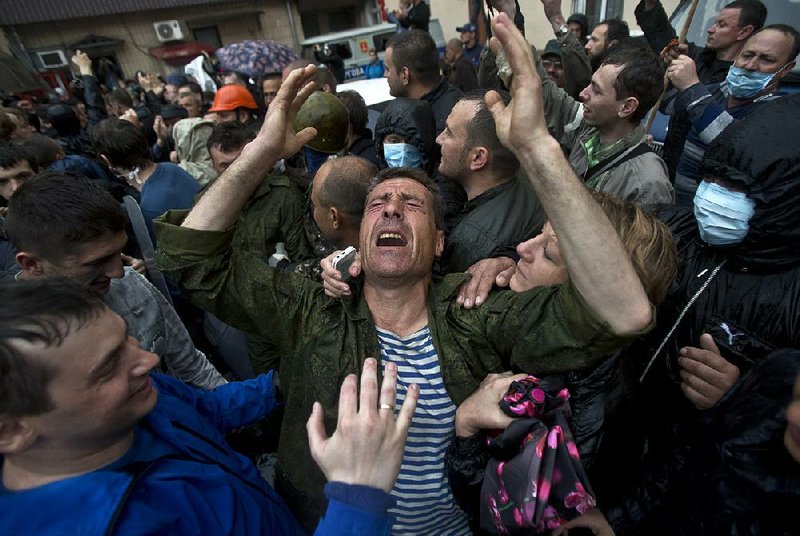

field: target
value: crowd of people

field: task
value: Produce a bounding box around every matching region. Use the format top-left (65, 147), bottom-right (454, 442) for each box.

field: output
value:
top-left (1, 0), bottom-right (799, 534)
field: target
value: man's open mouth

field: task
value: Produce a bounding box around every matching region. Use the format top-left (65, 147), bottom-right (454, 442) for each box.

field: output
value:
top-left (376, 232), bottom-right (408, 246)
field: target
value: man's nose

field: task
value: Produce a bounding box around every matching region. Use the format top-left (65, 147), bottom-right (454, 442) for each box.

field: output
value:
top-left (383, 198), bottom-right (403, 219)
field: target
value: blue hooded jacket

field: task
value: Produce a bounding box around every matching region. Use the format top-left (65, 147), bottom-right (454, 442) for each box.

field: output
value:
top-left (0, 372), bottom-right (394, 535)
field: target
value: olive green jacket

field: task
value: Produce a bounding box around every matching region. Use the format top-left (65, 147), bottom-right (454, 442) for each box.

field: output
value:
top-left (230, 173), bottom-right (313, 263)
top-left (155, 210), bottom-right (652, 522)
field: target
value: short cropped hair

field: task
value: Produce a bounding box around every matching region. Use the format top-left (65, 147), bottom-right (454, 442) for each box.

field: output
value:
top-left (317, 156), bottom-right (377, 219)
top-left (598, 18), bottom-right (630, 44)
top-left (460, 90), bottom-right (519, 178)
top-left (91, 118), bottom-right (152, 170)
top-left (726, 0), bottom-right (767, 31)
top-left (0, 279), bottom-right (107, 417)
top-left (206, 121), bottom-right (257, 153)
top-left (22, 135), bottom-right (62, 168)
top-left (316, 66), bottom-right (338, 92)
top-left (178, 81), bottom-right (203, 96)
top-left (387, 30), bottom-right (441, 86)
top-left (602, 44), bottom-right (666, 123)
top-left (337, 90), bottom-right (368, 131)
top-left (107, 88), bottom-right (134, 109)
top-left (7, 172), bottom-right (128, 261)
top-left (591, 191), bottom-right (678, 305)
top-left (368, 166), bottom-right (443, 230)
top-left (0, 142), bottom-right (39, 172)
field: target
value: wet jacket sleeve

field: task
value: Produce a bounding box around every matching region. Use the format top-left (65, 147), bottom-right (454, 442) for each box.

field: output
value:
top-left (314, 483), bottom-right (395, 535)
top-left (537, 52), bottom-right (583, 146)
top-left (634, 0), bottom-right (677, 54)
top-left (674, 82), bottom-right (736, 145)
top-left (153, 371), bottom-right (281, 433)
top-left (558, 32), bottom-right (592, 101)
top-left (400, 2), bottom-right (430, 31)
top-left (154, 209), bottom-right (323, 352)
top-left (477, 282), bottom-right (655, 375)
top-left (81, 73), bottom-right (108, 132)
top-left (129, 269), bottom-right (227, 389)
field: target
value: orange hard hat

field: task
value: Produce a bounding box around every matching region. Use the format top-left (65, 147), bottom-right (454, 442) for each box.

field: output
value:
top-left (208, 85), bottom-right (258, 112)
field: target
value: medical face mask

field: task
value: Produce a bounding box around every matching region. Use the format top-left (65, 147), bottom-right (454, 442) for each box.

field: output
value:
top-left (303, 146), bottom-right (331, 176)
top-left (383, 143), bottom-right (423, 169)
top-left (115, 166), bottom-right (142, 186)
top-left (726, 64), bottom-right (787, 99)
top-left (693, 181), bottom-right (755, 246)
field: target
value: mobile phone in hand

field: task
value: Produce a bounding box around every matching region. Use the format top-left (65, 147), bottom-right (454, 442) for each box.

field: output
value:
top-left (331, 246), bottom-right (357, 281)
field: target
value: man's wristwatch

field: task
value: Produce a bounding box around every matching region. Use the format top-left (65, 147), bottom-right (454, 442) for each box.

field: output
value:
top-left (555, 23), bottom-right (569, 38)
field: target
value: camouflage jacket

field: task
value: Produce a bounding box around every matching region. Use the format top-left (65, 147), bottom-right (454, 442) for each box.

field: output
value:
top-left (155, 210), bottom-right (651, 524)
top-left (226, 172), bottom-right (313, 264)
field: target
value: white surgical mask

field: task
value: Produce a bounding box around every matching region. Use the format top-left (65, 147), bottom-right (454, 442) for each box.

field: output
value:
top-left (725, 63), bottom-right (788, 100)
top-left (693, 181), bottom-right (755, 246)
top-left (383, 143), bottom-right (423, 169)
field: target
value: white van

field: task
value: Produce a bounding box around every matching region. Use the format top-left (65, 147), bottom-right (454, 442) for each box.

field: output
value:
top-left (300, 19), bottom-right (445, 81)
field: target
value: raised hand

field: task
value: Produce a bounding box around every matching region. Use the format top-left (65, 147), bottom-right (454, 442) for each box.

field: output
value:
top-left (456, 257), bottom-right (516, 309)
top-left (666, 54), bottom-right (701, 91)
top-left (71, 50), bottom-right (93, 76)
top-left (485, 13), bottom-right (550, 157)
top-left (239, 65), bottom-right (319, 164)
top-left (307, 358), bottom-right (419, 492)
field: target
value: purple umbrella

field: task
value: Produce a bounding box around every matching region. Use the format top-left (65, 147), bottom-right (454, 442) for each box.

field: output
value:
top-left (216, 40), bottom-right (298, 78)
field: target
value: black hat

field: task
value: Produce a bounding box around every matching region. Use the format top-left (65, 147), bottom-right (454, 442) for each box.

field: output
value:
top-left (159, 104), bottom-right (189, 121)
top-left (541, 40), bottom-right (563, 59)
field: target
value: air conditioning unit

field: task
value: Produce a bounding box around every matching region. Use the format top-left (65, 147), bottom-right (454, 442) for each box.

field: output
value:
top-left (36, 49), bottom-right (69, 69)
top-left (153, 20), bottom-right (185, 42)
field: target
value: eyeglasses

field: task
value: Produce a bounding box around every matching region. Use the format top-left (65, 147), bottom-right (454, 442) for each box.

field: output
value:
top-left (542, 59), bottom-right (563, 69)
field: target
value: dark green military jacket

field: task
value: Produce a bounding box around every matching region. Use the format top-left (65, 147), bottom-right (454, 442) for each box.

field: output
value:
top-left (230, 173), bottom-right (313, 263)
top-left (155, 210), bottom-right (652, 523)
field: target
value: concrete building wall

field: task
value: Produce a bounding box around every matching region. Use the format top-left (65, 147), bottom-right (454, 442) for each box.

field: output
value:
top-left (10, 0), bottom-right (302, 77)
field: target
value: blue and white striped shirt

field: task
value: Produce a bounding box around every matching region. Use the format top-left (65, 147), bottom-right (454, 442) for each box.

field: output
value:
top-left (377, 326), bottom-right (471, 536)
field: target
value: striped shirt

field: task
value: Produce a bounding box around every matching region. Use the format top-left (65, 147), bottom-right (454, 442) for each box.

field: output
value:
top-left (377, 326), bottom-right (471, 536)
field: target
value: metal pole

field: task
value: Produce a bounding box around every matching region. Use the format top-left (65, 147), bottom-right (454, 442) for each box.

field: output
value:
top-left (285, 0), bottom-right (301, 52)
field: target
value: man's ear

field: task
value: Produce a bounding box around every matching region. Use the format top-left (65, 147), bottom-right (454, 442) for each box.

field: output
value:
top-left (468, 146), bottom-right (490, 172)
top-left (435, 229), bottom-right (445, 257)
top-left (15, 251), bottom-right (44, 277)
top-left (618, 96), bottom-right (640, 121)
top-left (0, 417), bottom-right (37, 454)
top-left (737, 24), bottom-right (755, 42)
top-left (401, 66), bottom-right (411, 86)
top-left (329, 206), bottom-right (341, 229)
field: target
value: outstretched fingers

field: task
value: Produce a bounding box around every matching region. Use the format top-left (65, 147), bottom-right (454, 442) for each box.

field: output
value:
top-left (396, 383), bottom-right (419, 437)
top-left (379, 361), bottom-right (398, 415)
top-left (306, 401), bottom-right (329, 462)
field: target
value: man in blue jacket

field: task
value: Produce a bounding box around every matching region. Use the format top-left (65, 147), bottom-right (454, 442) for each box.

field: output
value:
top-left (0, 278), bottom-right (418, 535)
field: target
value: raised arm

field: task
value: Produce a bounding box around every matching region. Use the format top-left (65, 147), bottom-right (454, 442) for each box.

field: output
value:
top-left (181, 66), bottom-right (318, 231)
top-left (540, 0), bottom-right (591, 99)
top-left (486, 13), bottom-right (652, 335)
top-left (634, 0), bottom-right (678, 54)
